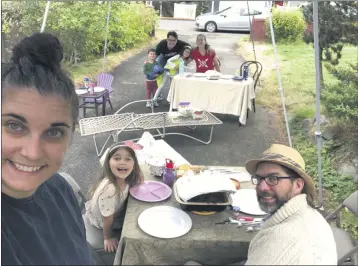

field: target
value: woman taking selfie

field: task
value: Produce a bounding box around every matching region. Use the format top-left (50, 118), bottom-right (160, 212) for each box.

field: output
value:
top-left (1, 33), bottom-right (93, 265)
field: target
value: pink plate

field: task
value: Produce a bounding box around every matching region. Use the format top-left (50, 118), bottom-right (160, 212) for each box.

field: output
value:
top-left (129, 181), bottom-right (172, 202)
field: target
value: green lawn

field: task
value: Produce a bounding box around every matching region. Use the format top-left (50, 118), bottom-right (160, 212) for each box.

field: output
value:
top-left (238, 37), bottom-right (357, 117)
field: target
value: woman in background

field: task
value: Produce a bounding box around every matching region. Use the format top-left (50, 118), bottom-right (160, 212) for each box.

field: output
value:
top-left (191, 34), bottom-right (221, 73)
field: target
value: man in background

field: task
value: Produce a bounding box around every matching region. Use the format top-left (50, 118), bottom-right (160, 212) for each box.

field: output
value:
top-left (155, 31), bottom-right (190, 67)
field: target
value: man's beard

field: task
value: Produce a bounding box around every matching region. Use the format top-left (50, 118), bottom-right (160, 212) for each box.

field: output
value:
top-left (257, 191), bottom-right (292, 214)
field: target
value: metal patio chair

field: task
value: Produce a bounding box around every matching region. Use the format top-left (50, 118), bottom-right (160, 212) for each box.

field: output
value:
top-left (240, 60), bottom-right (262, 115)
top-left (83, 73), bottom-right (114, 116)
top-left (325, 190), bottom-right (358, 265)
top-left (59, 172), bottom-right (115, 265)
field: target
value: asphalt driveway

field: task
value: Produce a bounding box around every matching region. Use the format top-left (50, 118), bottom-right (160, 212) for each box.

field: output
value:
top-left (60, 20), bottom-right (282, 194)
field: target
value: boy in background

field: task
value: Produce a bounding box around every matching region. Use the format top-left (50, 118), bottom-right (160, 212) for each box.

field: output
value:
top-left (143, 48), bottom-right (161, 108)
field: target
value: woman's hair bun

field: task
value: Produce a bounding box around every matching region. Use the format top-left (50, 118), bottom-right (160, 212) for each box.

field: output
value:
top-left (11, 32), bottom-right (64, 68)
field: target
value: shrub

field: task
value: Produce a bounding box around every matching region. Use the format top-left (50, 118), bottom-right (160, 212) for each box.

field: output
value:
top-left (291, 126), bottom-right (358, 239)
top-left (265, 8), bottom-right (306, 43)
top-left (321, 63), bottom-right (358, 123)
top-left (2, 2), bottom-right (159, 64)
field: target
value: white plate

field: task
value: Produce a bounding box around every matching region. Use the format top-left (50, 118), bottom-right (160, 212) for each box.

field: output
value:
top-left (220, 74), bottom-right (234, 80)
top-left (231, 189), bottom-right (267, 216)
top-left (94, 87), bottom-right (105, 92)
top-left (75, 89), bottom-right (88, 95)
top-left (193, 73), bottom-right (206, 78)
top-left (138, 206), bottom-right (192, 238)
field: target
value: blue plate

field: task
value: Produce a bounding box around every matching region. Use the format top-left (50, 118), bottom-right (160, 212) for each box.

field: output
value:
top-left (232, 76), bottom-right (244, 81)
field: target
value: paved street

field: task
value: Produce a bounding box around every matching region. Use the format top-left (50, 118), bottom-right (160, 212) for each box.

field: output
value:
top-left (60, 20), bottom-right (282, 194)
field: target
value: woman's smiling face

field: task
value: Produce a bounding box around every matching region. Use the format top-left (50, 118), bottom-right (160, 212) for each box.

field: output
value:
top-left (1, 88), bottom-right (73, 198)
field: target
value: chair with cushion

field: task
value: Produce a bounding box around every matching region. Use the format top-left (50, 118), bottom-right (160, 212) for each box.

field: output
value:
top-left (83, 73), bottom-right (114, 117)
top-left (325, 190), bottom-right (358, 265)
top-left (239, 61), bottom-right (262, 115)
top-left (59, 172), bottom-right (115, 265)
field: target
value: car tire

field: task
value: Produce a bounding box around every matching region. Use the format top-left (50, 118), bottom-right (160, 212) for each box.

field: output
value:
top-left (205, 21), bottom-right (217, 33)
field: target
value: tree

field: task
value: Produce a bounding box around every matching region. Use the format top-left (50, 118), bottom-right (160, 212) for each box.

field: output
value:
top-left (321, 62), bottom-right (358, 122)
top-left (302, 2), bottom-right (358, 89)
top-left (2, 2), bottom-right (158, 64)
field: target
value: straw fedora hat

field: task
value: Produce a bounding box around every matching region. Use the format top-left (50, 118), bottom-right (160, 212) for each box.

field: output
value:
top-left (245, 144), bottom-right (315, 199)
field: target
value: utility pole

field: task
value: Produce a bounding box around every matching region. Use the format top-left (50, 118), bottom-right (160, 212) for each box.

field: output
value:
top-left (160, 1), bottom-right (163, 17)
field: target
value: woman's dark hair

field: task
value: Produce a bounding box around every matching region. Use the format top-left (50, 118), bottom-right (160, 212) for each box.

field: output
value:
top-left (196, 34), bottom-right (210, 50)
top-left (167, 31), bottom-right (178, 39)
top-left (88, 144), bottom-right (143, 199)
top-left (1, 32), bottom-right (79, 129)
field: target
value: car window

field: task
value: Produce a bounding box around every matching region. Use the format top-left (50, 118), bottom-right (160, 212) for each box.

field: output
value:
top-left (220, 9), bottom-right (229, 16)
top-left (215, 7), bottom-right (231, 15)
top-left (226, 8), bottom-right (243, 16)
top-left (241, 9), bottom-right (262, 16)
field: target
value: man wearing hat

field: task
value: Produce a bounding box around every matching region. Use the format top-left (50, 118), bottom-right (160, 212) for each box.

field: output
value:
top-left (244, 144), bottom-right (337, 265)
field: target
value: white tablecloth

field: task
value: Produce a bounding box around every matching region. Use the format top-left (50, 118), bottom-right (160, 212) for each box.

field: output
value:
top-left (167, 75), bottom-right (255, 125)
top-left (99, 132), bottom-right (190, 167)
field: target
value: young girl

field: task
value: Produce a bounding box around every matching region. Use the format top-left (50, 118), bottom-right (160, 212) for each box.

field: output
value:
top-left (85, 144), bottom-right (143, 253)
top-left (152, 45), bottom-right (193, 102)
top-left (166, 45), bottom-right (193, 75)
top-left (191, 34), bottom-right (221, 73)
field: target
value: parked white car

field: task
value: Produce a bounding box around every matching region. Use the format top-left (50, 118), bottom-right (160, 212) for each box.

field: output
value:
top-left (195, 6), bottom-right (262, 32)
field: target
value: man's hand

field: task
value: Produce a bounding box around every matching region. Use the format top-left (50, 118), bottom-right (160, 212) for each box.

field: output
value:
top-left (104, 238), bottom-right (118, 253)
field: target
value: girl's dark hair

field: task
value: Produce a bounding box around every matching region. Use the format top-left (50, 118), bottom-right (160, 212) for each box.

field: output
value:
top-left (1, 32), bottom-right (79, 129)
top-left (196, 34), bottom-right (210, 51)
top-left (179, 45), bottom-right (192, 57)
top-left (88, 144), bottom-right (143, 199)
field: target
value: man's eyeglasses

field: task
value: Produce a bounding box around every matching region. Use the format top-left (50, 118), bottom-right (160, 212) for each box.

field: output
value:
top-left (251, 175), bottom-right (295, 186)
top-left (167, 38), bottom-right (177, 42)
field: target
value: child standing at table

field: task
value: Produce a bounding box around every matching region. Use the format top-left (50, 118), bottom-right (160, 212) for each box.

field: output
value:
top-left (143, 48), bottom-right (165, 108)
top-left (85, 144), bottom-right (144, 253)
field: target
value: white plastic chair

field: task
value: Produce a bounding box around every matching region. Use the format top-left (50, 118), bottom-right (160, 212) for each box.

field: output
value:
top-left (59, 172), bottom-right (86, 212)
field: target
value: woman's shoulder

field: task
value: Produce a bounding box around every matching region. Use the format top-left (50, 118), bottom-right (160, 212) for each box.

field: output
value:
top-left (45, 173), bottom-right (73, 194)
top-left (191, 48), bottom-right (200, 55)
top-left (42, 173), bottom-right (81, 207)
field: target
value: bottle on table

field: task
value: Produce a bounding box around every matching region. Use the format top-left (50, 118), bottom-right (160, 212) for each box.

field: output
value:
top-left (162, 159), bottom-right (176, 187)
top-left (84, 77), bottom-right (90, 88)
top-left (243, 65), bottom-right (249, 80)
top-left (179, 58), bottom-right (185, 74)
top-left (89, 82), bottom-right (95, 94)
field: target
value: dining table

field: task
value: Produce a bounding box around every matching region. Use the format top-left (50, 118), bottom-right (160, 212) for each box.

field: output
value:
top-left (114, 164), bottom-right (261, 266)
top-left (167, 75), bottom-right (255, 125)
top-left (76, 87), bottom-right (108, 117)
